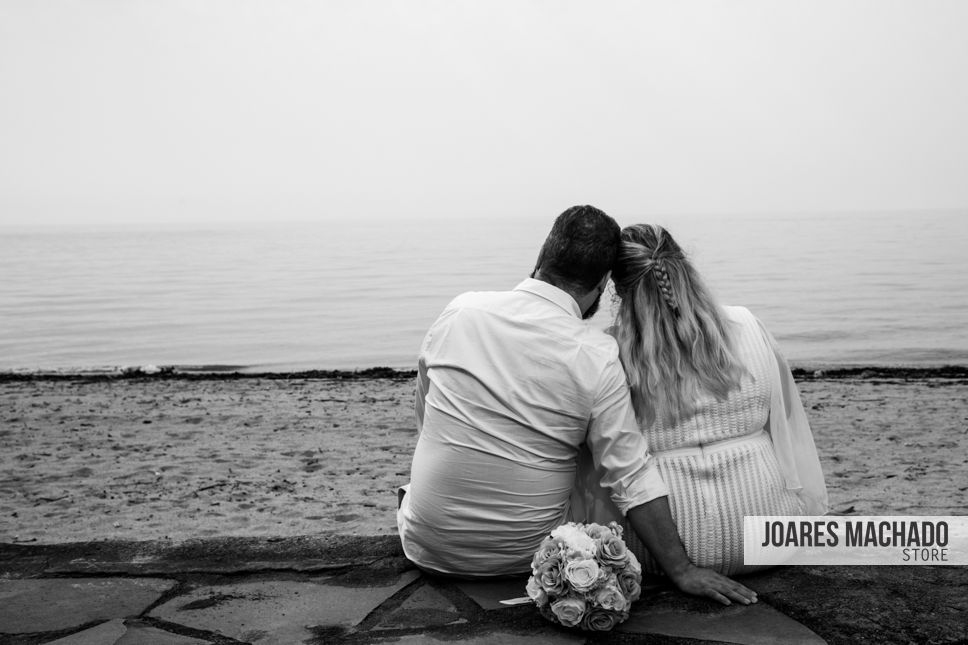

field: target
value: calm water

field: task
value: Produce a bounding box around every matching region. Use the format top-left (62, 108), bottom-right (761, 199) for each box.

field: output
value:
top-left (2, 211), bottom-right (967, 372)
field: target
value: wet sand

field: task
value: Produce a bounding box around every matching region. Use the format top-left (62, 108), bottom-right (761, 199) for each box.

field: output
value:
top-left (1, 372), bottom-right (966, 544)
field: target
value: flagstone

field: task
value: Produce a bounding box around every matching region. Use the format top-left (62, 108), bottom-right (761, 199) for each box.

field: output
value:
top-left (619, 599), bottom-right (826, 645)
top-left (0, 578), bottom-right (176, 634)
top-left (454, 578), bottom-right (529, 611)
top-left (374, 583), bottom-right (466, 629)
top-left (149, 571), bottom-right (418, 644)
top-left (43, 619), bottom-right (127, 645)
top-left (39, 619), bottom-right (209, 645)
top-left (116, 622), bottom-right (210, 644)
top-left (366, 630), bottom-right (584, 644)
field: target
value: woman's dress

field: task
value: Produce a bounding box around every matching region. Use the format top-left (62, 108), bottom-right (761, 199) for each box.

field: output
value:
top-left (574, 305), bottom-right (827, 575)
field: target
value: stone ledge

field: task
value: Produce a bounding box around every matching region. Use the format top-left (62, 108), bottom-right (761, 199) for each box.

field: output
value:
top-left (0, 535), bottom-right (403, 578)
top-left (2, 537), bottom-right (966, 645)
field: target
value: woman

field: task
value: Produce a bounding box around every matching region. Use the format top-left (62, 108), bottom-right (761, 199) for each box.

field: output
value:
top-left (574, 223), bottom-right (827, 575)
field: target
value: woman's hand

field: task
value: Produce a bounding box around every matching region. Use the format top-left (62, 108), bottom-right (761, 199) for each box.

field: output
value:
top-left (626, 498), bottom-right (758, 606)
top-left (668, 562), bottom-right (758, 606)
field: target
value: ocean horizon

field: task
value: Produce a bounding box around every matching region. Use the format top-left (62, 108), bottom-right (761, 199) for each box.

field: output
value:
top-left (2, 209), bottom-right (967, 373)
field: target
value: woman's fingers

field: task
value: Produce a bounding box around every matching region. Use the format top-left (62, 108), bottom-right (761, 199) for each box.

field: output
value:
top-left (723, 582), bottom-right (758, 605)
top-left (706, 590), bottom-right (732, 606)
top-left (676, 565), bottom-right (758, 605)
top-left (705, 582), bottom-right (756, 606)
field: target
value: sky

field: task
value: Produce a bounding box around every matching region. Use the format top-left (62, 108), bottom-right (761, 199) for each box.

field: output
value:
top-left (2, 0), bottom-right (967, 228)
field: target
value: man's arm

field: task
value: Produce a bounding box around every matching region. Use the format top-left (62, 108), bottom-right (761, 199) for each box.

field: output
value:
top-left (626, 497), bottom-right (757, 606)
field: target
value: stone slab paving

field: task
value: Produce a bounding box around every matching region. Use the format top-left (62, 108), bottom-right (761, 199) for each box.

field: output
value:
top-left (453, 575), bottom-right (668, 612)
top-left (741, 565), bottom-right (968, 645)
top-left (0, 577), bottom-right (175, 634)
top-left (33, 619), bottom-right (210, 645)
top-left (619, 598), bottom-right (826, 644)
top-left (43, 619), bottom-right (127, 645)
top-left (454, 578), bottom-right (528, 611)
top-left (452, 576), bottom-right (825, 644)
top-left (366, 630), bottom-right (586, 644)
top-left (148, 571), bottom-right (419, 644)
top-left (116, 622), bottom-right (211, 645)
top-left (1, 537), bottom-right (966, 645)
top-left (372, 582), bottom-right (467, 630)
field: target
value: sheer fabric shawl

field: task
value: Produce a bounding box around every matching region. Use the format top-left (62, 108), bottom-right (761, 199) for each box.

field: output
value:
top-left (757, 317), bottom-right (828, 515)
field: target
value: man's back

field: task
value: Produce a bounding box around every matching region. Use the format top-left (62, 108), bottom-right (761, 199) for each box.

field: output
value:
top-left (398, 278), bottom-right (660, 576)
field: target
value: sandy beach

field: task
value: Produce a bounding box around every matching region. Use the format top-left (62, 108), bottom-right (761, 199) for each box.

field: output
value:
top-left (2, 372), bottom-right (966, 544)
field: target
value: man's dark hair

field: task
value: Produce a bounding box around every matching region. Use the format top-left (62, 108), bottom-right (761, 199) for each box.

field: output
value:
top-left (533, 205), bottom-right (620, 293)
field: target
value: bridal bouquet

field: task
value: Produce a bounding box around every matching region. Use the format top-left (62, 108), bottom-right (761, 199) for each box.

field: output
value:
top-left (525, 521), bottom-right (642, 631)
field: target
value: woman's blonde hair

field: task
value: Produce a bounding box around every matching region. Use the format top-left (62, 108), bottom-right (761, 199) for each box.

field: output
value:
top-left (611, 224), bottom-right (746, 427)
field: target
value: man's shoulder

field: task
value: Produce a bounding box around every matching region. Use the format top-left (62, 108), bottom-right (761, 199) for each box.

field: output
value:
top-left (572, 324), bottom-right (621, 363)
top-left (430, 290), bottom-right (518, 328)
top-left (440, 290), bottom-right (618, 352)
top-left (447, 289), bottom-right (510, 308)
top-left (451, 289), bottom-right (515, 306)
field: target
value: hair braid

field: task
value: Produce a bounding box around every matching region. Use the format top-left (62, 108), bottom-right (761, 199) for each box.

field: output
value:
top-left (652, 258), bottom-right (679, 311)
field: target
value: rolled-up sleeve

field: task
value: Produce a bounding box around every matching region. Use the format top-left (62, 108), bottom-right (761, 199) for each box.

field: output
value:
top-left (584, 357), bottom-right (668, 514)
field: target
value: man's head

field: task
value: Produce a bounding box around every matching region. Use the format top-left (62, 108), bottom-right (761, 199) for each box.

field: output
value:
top-left (532, 205), bottom-right (619, 318)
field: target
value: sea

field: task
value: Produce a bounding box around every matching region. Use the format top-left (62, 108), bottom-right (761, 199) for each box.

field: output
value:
top-left (2, 210), bottom-right (967, 373)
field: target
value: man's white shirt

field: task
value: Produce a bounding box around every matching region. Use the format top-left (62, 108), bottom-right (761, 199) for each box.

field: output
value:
top-left (397, 278), bottom-right (668, 576)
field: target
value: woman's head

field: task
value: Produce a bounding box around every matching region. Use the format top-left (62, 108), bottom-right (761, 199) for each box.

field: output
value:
top-left (612, 224), bottom-right (686, 311)
top-left (612, 224), bottom-right (745, 427)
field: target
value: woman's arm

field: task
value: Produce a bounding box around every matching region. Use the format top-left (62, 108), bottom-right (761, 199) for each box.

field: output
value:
top-left (626, 497), bottom-right (759, 606)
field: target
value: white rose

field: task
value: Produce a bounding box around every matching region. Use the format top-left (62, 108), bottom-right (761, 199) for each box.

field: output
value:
top-left (563, 558), bottom-right (602, 593)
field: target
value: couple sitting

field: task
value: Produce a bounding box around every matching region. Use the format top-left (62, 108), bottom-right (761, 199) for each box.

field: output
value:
top-left (397, 205), bottom-right (827, 606)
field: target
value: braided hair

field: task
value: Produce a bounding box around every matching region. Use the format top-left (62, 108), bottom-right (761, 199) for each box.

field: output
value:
top-left (611, 224), bottom-right (746, 427)
top-left (651, 257), bottom-right (679, 310)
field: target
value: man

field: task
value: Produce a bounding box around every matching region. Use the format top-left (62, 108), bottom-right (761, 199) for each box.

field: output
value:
top-left (397, 205), bottom-right (756, 605)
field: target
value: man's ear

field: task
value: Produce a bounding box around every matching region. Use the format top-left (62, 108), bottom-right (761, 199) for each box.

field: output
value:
top-left (597, 271), bottom-right (611, 292)
top-left (530, 248), bottom-right (545, 279)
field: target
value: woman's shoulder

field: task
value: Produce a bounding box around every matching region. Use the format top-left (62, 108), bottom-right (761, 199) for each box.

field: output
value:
top-left (722, 305), bottom-right (770, 341)
top-left (721, 304), bottom-right (756, 324)
top-left (723, 305), bottom-right (778, 353)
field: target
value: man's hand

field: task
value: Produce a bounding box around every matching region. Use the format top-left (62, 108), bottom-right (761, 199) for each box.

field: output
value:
top-left (626, 497), bottom-right (758, 605)
top-left (667, 562), bottom-right (757, 606)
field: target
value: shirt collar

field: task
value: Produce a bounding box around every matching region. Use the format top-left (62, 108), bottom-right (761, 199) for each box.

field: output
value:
top-left (513, 278), bottom-right (582, 318)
